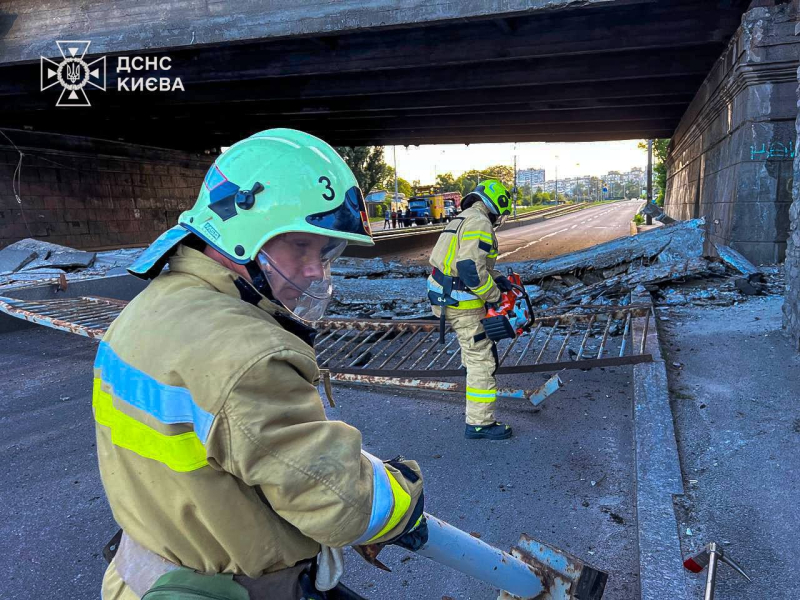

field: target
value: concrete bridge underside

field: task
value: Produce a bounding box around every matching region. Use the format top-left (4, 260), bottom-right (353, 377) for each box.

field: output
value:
top-left (0, 0), bottom-right (749, 150)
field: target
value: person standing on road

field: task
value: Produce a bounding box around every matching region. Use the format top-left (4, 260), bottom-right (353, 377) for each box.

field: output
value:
top-left (383, 206), bottom-right (391, 229)
top-left (95, 129), bottom-right (426, 600)
top-left (391, 208), bottom-right (398, 229)
top-left (426, 179), bottom-right (515, 440)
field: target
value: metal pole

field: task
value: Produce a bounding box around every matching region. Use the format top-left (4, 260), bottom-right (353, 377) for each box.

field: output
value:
top-left (513, 153), bottom-right (518, 217)
top-left (646, 139), bottom-right (653, 204)
top-left (646, 139), bottom-right (654, 224)
top-left (416, 514), bottom-right (546, 598)
top-left (704, 543), bottom-right (719, 600)
top-left (555, 158), bottom-right (558, 204)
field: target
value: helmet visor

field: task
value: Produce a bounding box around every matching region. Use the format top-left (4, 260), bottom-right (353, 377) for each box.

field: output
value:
top-left (256, 233), bottom-right (347, 322)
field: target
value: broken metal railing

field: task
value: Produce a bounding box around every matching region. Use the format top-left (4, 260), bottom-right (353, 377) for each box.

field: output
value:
top-left (0, 295), bottom-right (653, 406)
top-left (319, 305), bottom-right (653, 403)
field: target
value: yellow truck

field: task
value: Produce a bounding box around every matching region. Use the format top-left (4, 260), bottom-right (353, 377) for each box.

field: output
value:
top-left (409, 193), bottom-right (445, 224)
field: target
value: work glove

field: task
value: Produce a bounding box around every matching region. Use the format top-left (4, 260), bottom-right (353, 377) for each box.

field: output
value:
top-left (383, 457), bottom-right (428, 551)
top-left (494, 275), bottom-right (514, 292)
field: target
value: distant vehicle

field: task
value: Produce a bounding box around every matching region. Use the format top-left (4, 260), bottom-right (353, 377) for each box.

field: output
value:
top-left (408, 194), bottom-right (445, 225)
top-left (444, 200), bottom-right (456, 221)
top-left (441, 191), bottom-right (462, 211)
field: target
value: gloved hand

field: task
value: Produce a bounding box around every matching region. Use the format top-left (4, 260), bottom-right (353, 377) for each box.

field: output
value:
top-left (383, 458), bottom-right (428, 551)
top-left (494, 275), bottom-right (514, 292)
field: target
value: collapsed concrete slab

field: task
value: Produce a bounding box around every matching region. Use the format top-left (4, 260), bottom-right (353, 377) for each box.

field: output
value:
top-left (568, 258), bottom-right (723, 303)
top-left (21, 250), bottom-right (96, 271)
top-left (712, 243), bottom-right (763, 279)
top-left (0, 248), bottom-right (38, 274)
top-left (507, 218), bottom-right (705, 281)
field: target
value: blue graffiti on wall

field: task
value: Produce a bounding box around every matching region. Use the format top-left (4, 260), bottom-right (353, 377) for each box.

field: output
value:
top-left (750, 142), bottom-right (795, 160)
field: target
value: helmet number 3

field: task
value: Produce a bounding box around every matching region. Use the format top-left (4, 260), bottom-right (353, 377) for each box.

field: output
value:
top-left (318, 176), bottom-right (336, 201)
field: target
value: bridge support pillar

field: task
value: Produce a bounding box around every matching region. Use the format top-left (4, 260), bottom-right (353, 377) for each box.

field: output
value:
top-left (664, 2), bottom-right (798, 265)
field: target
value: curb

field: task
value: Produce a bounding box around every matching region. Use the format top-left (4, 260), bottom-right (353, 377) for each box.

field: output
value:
top-left (631, 290), bottom-right (688, 600)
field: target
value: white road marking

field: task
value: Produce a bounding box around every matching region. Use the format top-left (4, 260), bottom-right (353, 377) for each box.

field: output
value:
top-left (498, 227), bottom-right (570, 259)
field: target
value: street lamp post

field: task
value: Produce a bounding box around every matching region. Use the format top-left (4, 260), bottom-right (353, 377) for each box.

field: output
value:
top-left (554, 154), bottom-right (559, 204)
top-left (646, 138), bottom-right (654, 224)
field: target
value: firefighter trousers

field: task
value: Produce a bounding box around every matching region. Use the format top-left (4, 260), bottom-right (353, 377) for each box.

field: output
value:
top-left (434, 305), bottom-right (499, 426)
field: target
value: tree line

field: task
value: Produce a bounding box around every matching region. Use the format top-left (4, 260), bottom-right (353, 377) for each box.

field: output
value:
top-left (335, 142), bottom-right (668, 206)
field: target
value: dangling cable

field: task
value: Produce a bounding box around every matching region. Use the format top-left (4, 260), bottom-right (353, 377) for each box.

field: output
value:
top-left (0, 129), bottom-right (33, 237)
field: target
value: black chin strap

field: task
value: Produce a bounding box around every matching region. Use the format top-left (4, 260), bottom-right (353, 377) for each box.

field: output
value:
top-left (245, 260), bottom-right (276, 302)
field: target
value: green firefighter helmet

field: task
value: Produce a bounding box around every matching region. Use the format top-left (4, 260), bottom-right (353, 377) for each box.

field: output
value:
top-left (128, 129), bottom-right (374, 322)
top-left (463, 179), bottom-right (513, 221)
top-left (179, 128), bottom-right (374, 262)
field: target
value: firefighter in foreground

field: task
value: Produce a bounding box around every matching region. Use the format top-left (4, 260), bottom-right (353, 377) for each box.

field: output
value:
top-left (95, 129), bottom-right (425, 600)
top-left (427, 179), bottom-right (515, 440)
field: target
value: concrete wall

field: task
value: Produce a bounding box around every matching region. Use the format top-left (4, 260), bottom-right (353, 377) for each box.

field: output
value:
top-left (782, 63), bottom-right (800, 351)
top-left (0, 131), bottom-right (207, 250)
top-left (664, 2), bottom-right (798, 264)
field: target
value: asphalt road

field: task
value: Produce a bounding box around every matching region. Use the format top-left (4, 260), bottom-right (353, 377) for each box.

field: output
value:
top-left (392, 200), bottom-right (643, 264)
top-left (1, 325), bottom-right (641, 599)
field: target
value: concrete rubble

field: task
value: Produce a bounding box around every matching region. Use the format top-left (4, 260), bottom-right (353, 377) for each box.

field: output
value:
top-left (1, 216), bottom-right (785, 317)
top-left (0, 238), bottom-right (144, 289)
top-left (330, 217), bottom-right (784, 318)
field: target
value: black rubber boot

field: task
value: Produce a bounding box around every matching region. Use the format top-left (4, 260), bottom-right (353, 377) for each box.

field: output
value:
top-left (464, 422), bottom-right (513, 440)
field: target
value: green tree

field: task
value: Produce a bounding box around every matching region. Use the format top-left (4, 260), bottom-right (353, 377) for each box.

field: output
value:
top-left (378, 167), bottom-right (413, 199)
top-left (435, 172), bottom-right (460, 192)
top-left (638, 139), bottom-right (670, 206)
top-left (335, 146), bottom-right (390, 195)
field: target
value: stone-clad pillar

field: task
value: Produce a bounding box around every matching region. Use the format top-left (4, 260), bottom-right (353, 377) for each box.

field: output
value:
top-left (782, 63), bottom-right (800, 351)
top-left (664, 3), bottom-right (798, 264)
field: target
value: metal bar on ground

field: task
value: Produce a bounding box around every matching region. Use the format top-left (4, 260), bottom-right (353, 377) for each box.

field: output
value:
top-left (337, 330), bottom-right (380, 364)
top-left (377, 328), bottom-right (422, 368)
top-left (441, 345), bottom-right (462, 369)
top-left (424, 335), bottom-right (458, 369)
top-left (597, 317), bottom-right (613, 359)
top-left (514, 322), bottom-right (542, 366)
top-left (394, 329), bottom-right (437, 368)
top-left (618, 312), bottom-right (633, 358)
top-left (535, 319), bottom-right (561, 364)
top-left (317, 329), bottom-right (358, 364)
top-left (499, 335), bottom-right (520, 365)
top-left (576, 314), bottom-right (597, 361)
top-left (555, 322), bottom-right (576, 362)
top-left (639, 308), bottom-right (651, 355)
top-left (410, 332), bottom-right (448, 369)
top-left (348, 326), bottom-right (396, 367)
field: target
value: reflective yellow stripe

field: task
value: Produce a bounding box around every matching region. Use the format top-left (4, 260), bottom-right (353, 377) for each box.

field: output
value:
top-left (367, 469), bottom-right (412, 542)
top-left (443, 236), bottom-right (458, 275)
top-left (473, 278), bottom-right (494, 295)
top-left (487, 252), bottom-right (498, 259)
top-left (462, 230), bottom-right (493, 243)
top-left (467, 386), bottom-right (497, 403)
top-left (93, 378), bottom-right (208, 472)
top-left (451, 299), bottom-right (485, 310)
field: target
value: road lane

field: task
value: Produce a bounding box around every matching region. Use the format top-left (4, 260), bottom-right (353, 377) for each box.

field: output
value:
top-left (392, 200), bottom-right (643, 264)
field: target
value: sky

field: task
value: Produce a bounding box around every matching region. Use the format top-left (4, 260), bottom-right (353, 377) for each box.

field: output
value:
top-left (388, 139), bottom-right (649, 184)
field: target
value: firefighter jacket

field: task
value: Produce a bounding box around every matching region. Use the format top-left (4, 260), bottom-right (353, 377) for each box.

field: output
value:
top-left (93, 244), bottom-right (423, 581)
top-left (427, 201), bottom-right (503, 309)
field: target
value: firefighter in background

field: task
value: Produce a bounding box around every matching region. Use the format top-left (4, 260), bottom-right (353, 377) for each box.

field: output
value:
top-left (427, 179), bottom-right (515, 440)
top-left (96, 129), bottom-right (426, 600)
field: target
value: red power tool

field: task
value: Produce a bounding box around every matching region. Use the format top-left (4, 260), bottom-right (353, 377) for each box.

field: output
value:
top-left (480, 270), bottom-right (535, 342)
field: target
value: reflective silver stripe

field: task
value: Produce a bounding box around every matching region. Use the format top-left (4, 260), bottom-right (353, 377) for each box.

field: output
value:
top-left (427, 277), bottom-right (479, 302)
top-left (352, 450), bottom-right (394, 545)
